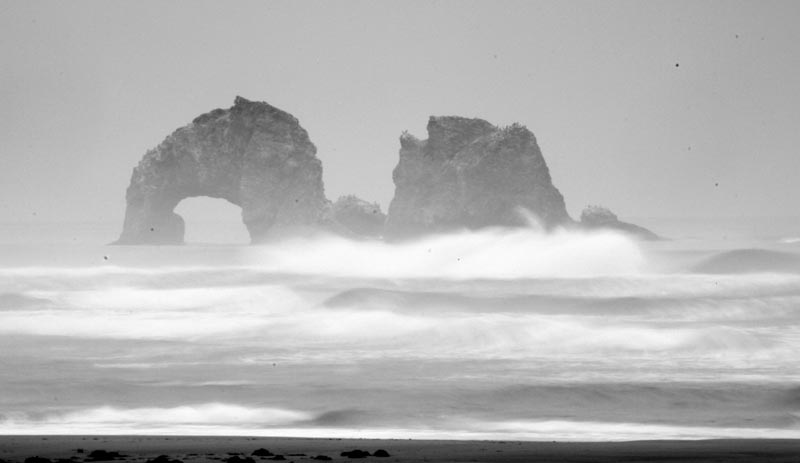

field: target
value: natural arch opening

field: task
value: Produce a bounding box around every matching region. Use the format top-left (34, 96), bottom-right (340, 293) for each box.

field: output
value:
top-left (174, 196), bottom-right (250, 244)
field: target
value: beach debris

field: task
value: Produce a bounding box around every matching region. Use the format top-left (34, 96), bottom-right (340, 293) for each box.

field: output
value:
top-left (340, 450), bottom-right (371, 459)
top-left (251, 449), bottom-right (273, 457)
top-left (225, 456), bottom-right (255, 463)
top-left (146, 455), bottom-right (183, 463)
top-left (85, 451), bottom-right (126, 462)
top-left (373, 450), bottom-right (391, 458)
top-left (24, 457), bottom-right (52, 463)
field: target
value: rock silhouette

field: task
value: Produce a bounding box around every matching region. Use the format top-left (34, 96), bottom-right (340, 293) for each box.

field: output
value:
top-left (332, 195), bottom-right (386, 238)
top-left (385, 117), bottom-right (570, 238)
top-left (579, 205), bottom-right (660, 240)
top-left (115, 97), bottom-right (657, 243)
top-left (116, 96), bottom-right (328, 244)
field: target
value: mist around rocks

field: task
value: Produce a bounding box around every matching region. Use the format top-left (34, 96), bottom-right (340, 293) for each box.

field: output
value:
top-left (115, 97), bottom-right (656, 245)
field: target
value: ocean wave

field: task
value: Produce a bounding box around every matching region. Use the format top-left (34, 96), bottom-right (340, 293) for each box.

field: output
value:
top-left (249, 227), bottom-right (646, 279)
top-left (0, 285), bottom-right (306, 340)
top-left (693, 248), bottom-right (800, 274)
top-left (323, 287), bottom-right (800, 322)
top-left (0, 403), bottom-right (312, 435)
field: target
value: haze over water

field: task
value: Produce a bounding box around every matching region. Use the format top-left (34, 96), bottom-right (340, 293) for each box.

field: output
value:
top-left (1, 217), bottom-right (799, 440)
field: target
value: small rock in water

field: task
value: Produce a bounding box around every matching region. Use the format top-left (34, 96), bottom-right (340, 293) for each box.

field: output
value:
top-left (312, 456), bottom-right (332, 461)
top-left (270, 456), bottom-right (285, 461)
top-left (373, 449), bottom-right (391, 458)
top-left (251, 449), bottom-right (274, 457)
top-left (340, 450), bottom-right (371, 459)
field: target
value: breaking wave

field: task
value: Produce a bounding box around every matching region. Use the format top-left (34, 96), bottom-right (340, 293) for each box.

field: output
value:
top-left (693, 249), bottom-right (800, 274)
top-left (250, 227), bottom-right (647, 279)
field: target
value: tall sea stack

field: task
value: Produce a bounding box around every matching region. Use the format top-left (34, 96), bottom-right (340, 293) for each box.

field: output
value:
top-left (115, 96), bottom-right (329, 244)
top-left (384, 116), bottom-right (571, 238)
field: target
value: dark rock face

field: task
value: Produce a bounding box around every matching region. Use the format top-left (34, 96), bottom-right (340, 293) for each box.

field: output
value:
top-left (332, 195), bottom-right (386, 238)
top-left (115, 96), bottom-right (328, 244)
top-left (579, 205), bottom-right (660, 240)
top-left (384, 117), bottom-right (570, 238)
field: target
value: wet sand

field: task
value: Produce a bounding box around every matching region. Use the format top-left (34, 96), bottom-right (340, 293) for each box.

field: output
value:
top-left (0, 436), bottom-right (798, 463)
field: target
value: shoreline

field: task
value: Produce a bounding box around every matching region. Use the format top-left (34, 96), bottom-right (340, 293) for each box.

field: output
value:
top-left (1, 436), bottom-right (799, 463)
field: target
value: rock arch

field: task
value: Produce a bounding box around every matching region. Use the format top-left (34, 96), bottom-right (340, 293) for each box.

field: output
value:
top-left (173, 196), bottom-right (251, 244)
top-left (115, 97), bottom-right (329, 244)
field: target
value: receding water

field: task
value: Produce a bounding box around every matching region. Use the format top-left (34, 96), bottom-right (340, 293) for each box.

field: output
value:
top-left (0, 219), bottom-right (799, 440)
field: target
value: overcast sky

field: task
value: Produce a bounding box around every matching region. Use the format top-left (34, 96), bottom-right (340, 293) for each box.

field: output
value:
top-left (1, 0), bottom-right (799, 224)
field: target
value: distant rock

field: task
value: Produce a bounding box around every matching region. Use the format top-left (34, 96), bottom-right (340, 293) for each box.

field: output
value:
top-left (385, 117), bottom-right (571, 238)
top-left (115, 96), bottom-right (329, 244)
top-left (251, 449), bottom-right (273, 457)
top-left (579, 205), bottom-right (660, 240)
top-left (373, 449), bottom-right (391, 457)
top-left (332, 195), bottom-right (386, 237)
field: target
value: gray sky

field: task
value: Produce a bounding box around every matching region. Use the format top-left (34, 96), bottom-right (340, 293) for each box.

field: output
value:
top-left (1, 0), bottom-right (799, 224)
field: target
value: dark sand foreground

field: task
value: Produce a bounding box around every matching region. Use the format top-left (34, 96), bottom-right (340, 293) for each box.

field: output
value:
top-left (1, 436), bottom-right (799, 463)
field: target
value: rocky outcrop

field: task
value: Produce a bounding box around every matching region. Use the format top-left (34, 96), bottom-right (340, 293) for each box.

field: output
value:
top-left (331, 195), bottom-right (386, 238)
top-left (115, 96), bottom-right (329, 244)
top-left (384, 117), bottom-right (571, 238)
top-left (579, 205), bottom-right (660, 240)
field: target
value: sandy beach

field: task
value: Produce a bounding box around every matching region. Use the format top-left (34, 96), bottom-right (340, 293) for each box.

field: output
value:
top-left (0, 437), bottom-right (799, 463)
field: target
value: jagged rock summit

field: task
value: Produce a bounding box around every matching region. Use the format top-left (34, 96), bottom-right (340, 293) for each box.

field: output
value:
top-left (579, 205), bottom-right (660, 240)
top-left (115, 96), bottom-right (329, 244)
top-left (384, 116), bottom-right (571, 238)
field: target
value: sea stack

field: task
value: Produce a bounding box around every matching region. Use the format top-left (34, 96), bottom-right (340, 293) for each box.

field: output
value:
top-left (384, 116), bottom-right (571, 238)
top-left (331, 195), bottom-right (386, 238)
top-left (115, 96), bottom-right (329, 244)
top-left (579, 205), bottom-right (660, 240)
